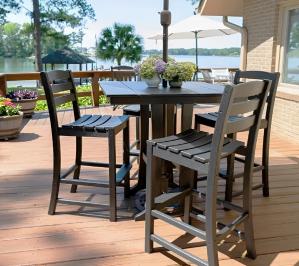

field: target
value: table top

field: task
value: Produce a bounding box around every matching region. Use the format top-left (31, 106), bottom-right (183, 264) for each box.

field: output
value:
top-left (100, 81), bottom-right (225, 105)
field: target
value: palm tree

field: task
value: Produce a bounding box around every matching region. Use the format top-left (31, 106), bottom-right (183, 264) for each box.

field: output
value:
top-left (96, 23), bottom-right (143, 66)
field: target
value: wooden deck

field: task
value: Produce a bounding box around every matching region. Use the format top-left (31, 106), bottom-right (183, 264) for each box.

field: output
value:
top-left (0, 106), bottom-right (299, 266)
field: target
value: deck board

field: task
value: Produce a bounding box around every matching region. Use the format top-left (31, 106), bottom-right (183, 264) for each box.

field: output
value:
top-left (0, 106), bottom-right (298, 265)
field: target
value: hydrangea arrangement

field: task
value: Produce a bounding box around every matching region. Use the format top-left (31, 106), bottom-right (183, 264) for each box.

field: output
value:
top-left (163, 62), bottom-right (196, 82)
top-left (0, 97), bottom-right (21, 116)
top-left (6, 89), bottom-right (38, 101)
top-left (135, 56), bottom-right (167, 79)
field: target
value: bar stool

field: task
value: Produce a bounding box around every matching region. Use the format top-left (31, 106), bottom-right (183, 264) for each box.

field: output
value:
top-left (195, 71), bottom-right (280, 201)
top-left (41, 70), bottom-right (131, 222)
top-left (145, 80), bottom-right (271, 265)
top-left (110, 66), bottom-right (145, 161)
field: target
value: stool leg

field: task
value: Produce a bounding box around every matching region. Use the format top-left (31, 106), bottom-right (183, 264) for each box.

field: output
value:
top-left (262, 129), bottom-right (270, 197)
top-left (181, 170), bottom-right (196, 224)
top-left (49, 136), bottom-right (61, 215)
top-left (206, 172), bottom-right (219, 266)
top-left (194, 116), bottom-right (200, 131)
top-left (123, 121), bottom-right (130, 198)
top-left (225, 133), bottom-right (236, 203)
top-left (145, 142), bottom-right (156, 253)
top-left (183, 192), bottom-right (192, 224)
top-left (136, 116), bottom-right (140, 150)
top-left (243, 166), bottom-right (256, 259)
top-left (71, 136), bottom-right (82, 193)
top-left (108, 130), bottom-right (117, 222)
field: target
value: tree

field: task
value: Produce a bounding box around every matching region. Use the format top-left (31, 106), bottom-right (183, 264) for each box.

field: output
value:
top-left (41, 26), bottom-right (70, 53)
top-left (186, 0), bottom-right (200, 5)
top-left (97, 23), bottom-right (143, 66)
top-left (0, 23), bottom-right (33, 57)
top-left (33, 0), bottom-right (42, 71)
top-left (289, 23), bottom-right (299, 50)
top-left (0, 0), bottom-right (95, 71)
top-left (0, 22), bottom-right (74, 58)
top-left (0, 0), bottom-right (21, 24)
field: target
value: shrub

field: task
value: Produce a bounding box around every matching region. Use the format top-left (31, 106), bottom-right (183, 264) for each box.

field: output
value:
top-left (0, 97), bottom-right (21, 116)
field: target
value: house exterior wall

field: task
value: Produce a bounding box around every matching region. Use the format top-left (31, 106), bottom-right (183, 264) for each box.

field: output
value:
top-left (244, 0), bottom-right (299, 141)
top-left (243, 0), bottom-right (278, 72)
top-left (272, 96), bottom-right (299, 140)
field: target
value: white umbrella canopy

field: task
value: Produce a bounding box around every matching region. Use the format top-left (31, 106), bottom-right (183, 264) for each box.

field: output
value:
top-left (149, 15), bottom-right (237, 40)
top-left (149, 15), bottom-right (238, 77)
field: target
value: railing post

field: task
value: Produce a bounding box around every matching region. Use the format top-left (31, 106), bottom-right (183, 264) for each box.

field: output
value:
top-left (0, 74), bottom-right (7, 97)
top-left (91, 72), bottom-right (100, 106)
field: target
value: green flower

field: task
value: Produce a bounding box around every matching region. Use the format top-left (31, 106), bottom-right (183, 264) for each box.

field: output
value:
top-left (140, 61), bottom-right (156, 79)
top-left (164, 62), bottom-right (196, 82)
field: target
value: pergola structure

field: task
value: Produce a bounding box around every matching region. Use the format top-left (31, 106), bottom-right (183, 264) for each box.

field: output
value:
top-left (42, 47), bottom-right (95, 71)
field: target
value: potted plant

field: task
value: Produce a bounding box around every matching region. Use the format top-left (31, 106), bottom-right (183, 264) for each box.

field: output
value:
top-left (0, 97), bottom-right (23, 140)
top-left (135, 56), bottom-right (166, 87)
top-left (6, 89), bottom-right (38, 118)
top-left (164, 62), bottom-right (196, 88)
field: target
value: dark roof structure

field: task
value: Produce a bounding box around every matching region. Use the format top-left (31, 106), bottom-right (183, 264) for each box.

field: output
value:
top-left (42, 47), bottom-right (95, 64)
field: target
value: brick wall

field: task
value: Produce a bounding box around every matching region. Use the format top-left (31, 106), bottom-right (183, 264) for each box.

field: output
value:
top-left (244, 0), bottom-right (299, 142)
top-left (272, 95), bottom-right (299, 141)
top-left (243, 0), bottom-right (278, 72)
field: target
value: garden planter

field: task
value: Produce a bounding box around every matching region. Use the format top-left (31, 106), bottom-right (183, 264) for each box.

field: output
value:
top-left (12, 98), bottom-right (37, 118)
top-left (142, 74), bottom-right (161, 88)
top-left (0, 113), bottom-right (23, 140)
top-left (169, 81), bottom-right (182, 88)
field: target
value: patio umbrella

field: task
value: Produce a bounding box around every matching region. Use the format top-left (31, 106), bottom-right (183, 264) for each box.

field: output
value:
top-left (149, 15), bottom-right (238, 73)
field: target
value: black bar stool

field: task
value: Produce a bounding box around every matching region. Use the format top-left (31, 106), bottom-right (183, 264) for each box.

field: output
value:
top-left (41, 70), bottom-right (131, 222)
top-left (195, 71), bottom-right (280, 201)
top-left (145, 80), bottom-right (271, 265)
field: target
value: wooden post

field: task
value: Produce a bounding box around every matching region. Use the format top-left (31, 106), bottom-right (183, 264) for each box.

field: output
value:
top-left (91, 73), bottom-right (100, 106)
top-left (0, 74), bottom-right (7, 97)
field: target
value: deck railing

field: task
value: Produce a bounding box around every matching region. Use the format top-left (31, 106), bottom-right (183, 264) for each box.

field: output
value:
top-left (0, 70), bottom-right (135, 106)
top-left (0, 68), bottom-right (239, 106)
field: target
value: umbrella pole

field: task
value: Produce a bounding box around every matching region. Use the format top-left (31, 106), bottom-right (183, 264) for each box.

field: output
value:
top-left (195, 31), bottom-right (199, 81)
top-left (161, 0), bottom-right (171, 87)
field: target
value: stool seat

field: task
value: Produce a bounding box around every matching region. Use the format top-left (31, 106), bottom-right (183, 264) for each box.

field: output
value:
top-left (123, 105), bottom-right (151, 117)
top-left (123, 105), bottom-right (141, 116)
top-left (151, 129), bottom-right (244, 168)
top-left (195, 112), bottom-right (268, 130)
top-left (62, 114), bottom-right (129, 133)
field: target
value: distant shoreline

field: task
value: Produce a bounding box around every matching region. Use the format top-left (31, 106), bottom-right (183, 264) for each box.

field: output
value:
top-left (143, 47), bottom-right (241, 57)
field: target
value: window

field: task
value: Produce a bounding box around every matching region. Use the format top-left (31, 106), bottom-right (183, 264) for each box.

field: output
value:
top-left (283, 8), bottom-right (299, 85)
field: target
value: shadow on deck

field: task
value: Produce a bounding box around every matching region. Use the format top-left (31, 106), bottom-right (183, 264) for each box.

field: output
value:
top-left (0, 106), bottom-right (299, 265)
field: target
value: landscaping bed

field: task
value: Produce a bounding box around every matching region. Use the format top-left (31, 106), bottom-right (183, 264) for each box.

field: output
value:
top-left (7, 84), bottom-right (109, 111)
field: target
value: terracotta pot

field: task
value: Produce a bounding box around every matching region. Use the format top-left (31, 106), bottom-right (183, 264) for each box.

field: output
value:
top-left (169, 81), bottom-right (182, 88)
top-left (0, 112), bottom-right (23, 140)
top-left (12, 98), bottom-right (37, 118)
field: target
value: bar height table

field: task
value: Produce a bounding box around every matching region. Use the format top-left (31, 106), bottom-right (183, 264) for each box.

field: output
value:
top-left (100, 81), bottom-right (224, 195)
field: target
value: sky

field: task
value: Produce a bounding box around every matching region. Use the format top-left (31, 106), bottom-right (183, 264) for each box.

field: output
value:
top-left (7, 0), bottom-right (242, 50)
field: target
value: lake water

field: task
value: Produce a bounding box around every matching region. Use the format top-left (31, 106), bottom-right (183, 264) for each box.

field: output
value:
top-left (0, 55), bottom-right (240, 87)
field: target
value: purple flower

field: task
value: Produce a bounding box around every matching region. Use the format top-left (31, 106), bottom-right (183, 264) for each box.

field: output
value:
top-left (7, 89), bottom-right (38, 100)
top-left (154, 59), bottom-right (166, 74)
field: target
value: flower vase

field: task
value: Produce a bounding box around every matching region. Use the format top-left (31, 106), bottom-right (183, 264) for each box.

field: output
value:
top-left (169, 80), bottom-right (182, 88)
top-left (142, 74), bottom-right (161, 88)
